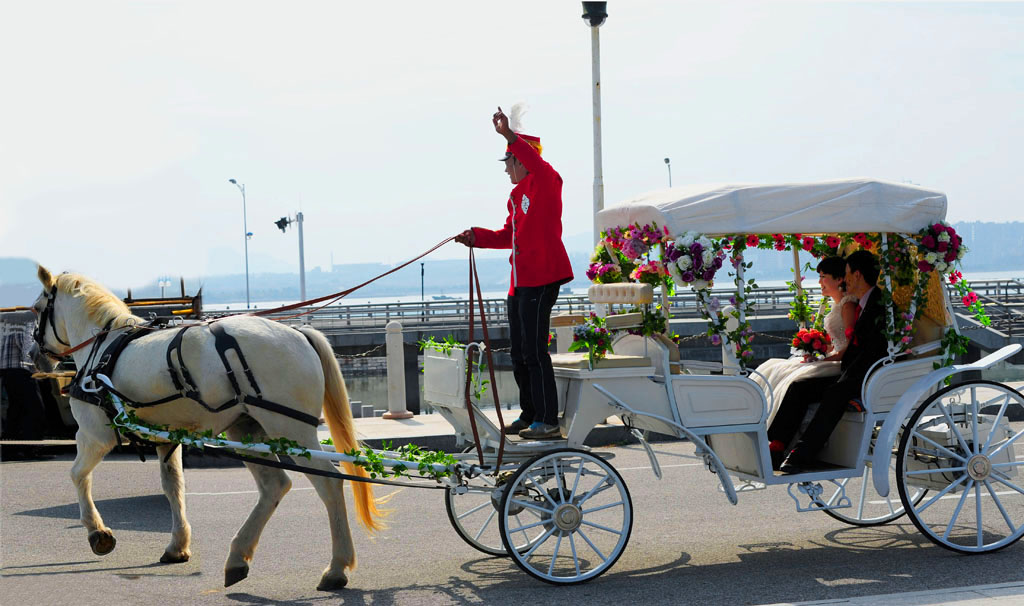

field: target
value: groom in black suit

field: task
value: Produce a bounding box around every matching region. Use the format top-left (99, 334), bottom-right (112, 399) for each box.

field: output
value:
top-left (768, 250), bottom-right (890, 473)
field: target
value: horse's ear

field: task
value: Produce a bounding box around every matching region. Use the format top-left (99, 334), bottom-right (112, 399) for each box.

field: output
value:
top-left (37, 265), bottom-right (54, 289)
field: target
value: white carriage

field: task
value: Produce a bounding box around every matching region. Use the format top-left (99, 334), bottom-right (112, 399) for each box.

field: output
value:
top-left (426, 179), bottom-right (1024, 584)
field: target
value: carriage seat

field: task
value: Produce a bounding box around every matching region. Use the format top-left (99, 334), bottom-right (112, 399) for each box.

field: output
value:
top-left (550, 352), bottom-right (653, 370)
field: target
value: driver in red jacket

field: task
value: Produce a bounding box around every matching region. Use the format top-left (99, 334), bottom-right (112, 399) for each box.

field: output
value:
top-left (455, 107), bottom-right (573, 440)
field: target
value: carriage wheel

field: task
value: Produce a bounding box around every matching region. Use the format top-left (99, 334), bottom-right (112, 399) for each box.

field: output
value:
top-left (823, 431), bottom-right (926, 527)
top-left (444, 446), bottom-right (544, 557)
top-left (897, 380), bottom-right (1024, 554)
top-left (498, 448), bottom-right (632, 585)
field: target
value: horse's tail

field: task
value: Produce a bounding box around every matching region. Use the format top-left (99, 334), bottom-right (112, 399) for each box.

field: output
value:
top-left (299, 326), bottom-right (389, 532)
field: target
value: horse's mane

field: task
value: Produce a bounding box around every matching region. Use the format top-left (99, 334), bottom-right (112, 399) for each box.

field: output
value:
top-left (54, 273), bottom-right (137, 330)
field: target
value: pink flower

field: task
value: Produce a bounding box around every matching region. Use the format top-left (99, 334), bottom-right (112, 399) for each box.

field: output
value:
top-left (746, 235), bottom-right (760, 247)
top-left (944, 252), bottom-right (956, 263)
top-left (937, 241), bottom-right (948, 252)
top-left (918, 260), bottom-right (932, 272)
top-left (901, 336), bottom-right (913, 344)
top-left (826, 235), bottom-right (841, 248)
top-left (933, 223), bottom-right (944, 233)
top-left (802, 237), bottom-right (815, 251)
top-left (921, 235), bottom-right (936, 248)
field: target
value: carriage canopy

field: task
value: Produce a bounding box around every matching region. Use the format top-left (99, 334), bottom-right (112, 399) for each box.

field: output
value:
top-left (596, 178), bottom-right (947, 237)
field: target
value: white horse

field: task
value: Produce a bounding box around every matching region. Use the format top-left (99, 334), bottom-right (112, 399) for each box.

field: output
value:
top-left (31, 266), bottom-right (386, 590)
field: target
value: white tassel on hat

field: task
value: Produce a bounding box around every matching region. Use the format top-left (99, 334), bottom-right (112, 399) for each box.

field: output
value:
top-left (508, 102), bottom-right (528, 134)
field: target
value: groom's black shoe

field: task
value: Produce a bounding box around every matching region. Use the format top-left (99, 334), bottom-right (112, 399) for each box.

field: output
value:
top-left (779, 449), bottom-right (818, 474)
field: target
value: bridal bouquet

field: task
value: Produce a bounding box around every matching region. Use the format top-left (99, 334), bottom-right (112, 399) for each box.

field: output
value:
top-left (791, 328), bottom-right (831, 360)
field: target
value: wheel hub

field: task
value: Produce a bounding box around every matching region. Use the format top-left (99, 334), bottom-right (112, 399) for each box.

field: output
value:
top-left (553, 503), bottom-right (583, 532)
top-left (967, 454), bottom-right (992, 481)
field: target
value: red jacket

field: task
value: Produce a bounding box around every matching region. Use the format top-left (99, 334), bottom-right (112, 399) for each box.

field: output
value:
top-left (472, 136), bottom-right (574, 296)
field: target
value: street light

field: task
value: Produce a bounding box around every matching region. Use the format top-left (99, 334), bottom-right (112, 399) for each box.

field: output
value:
top-left (420, 262), bottom-right (425, 302)
top-left (664, 157), bottom-right (672, 187)
top-left (158, 279), bottom-right (172, 298)
top-left (274, 212), bottom-right (306, 302)
top-left (228, 178), bottom-right (251, 309)
top-left (582, 2), bottom-right (608, 245)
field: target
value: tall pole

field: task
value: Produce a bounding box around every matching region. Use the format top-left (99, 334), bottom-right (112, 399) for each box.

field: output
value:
top-left (590, 25), bottom-right (604, 244)
top-left (229, 179), bottom-right (251, 310)
top-left (664, 157), bottom-right (672, 187)
top-left (296, 211), bottom-right (306, 302)
top-left (420, 262), bottom-right (425, 301)
top-left (583, 3), bottom-right (608, 245)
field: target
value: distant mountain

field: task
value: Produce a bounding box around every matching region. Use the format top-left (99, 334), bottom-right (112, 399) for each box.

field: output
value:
top-left (0, 257), bottom-right (44, 307)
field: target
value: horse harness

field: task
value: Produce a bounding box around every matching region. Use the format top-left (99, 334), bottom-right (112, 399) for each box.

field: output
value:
top-left (69, 320), bottom-right (321, 460)
top-left (33, 285), bottom-right (70, 358)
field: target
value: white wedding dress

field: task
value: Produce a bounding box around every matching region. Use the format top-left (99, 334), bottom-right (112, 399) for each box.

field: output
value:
top-left (754, 295), bottom-right (858, 425)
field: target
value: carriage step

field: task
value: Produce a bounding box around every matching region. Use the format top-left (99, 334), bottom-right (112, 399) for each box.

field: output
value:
top-left (786, 480), bottom-right (851, 513)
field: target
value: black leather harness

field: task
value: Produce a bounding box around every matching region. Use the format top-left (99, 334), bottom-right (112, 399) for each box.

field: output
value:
top-left (71, 321), bottom-right (321, 431)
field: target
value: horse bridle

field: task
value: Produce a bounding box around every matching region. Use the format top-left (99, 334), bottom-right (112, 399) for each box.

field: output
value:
top-left (34, 285), bottom-right (71, 358)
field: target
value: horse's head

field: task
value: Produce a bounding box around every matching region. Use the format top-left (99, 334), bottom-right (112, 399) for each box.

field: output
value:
top-left (32, 265), bottom-right (134, 359)
top-left (33, 264), bottom-right (72, 358)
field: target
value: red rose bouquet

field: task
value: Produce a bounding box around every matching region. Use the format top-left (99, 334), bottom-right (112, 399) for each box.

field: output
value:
top-left (791, 328), bottom-right (832, 360)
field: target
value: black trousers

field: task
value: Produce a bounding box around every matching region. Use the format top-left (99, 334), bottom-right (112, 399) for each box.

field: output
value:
top-left (507, 283), bottom-right (560, 426)
top-left (767, 375), bottom-right (858, 455)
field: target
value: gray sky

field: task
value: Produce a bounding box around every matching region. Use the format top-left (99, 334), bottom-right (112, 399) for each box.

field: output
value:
top-left (2, 1), bottom-right (1022, 289)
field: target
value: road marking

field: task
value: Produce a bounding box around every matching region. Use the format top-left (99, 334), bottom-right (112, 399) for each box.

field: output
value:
top-left (186, 487), bottom-right (317, 496)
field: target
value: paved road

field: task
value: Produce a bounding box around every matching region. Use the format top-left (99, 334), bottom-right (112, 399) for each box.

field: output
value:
top-left (3, 442), bottom-right (1024, 605)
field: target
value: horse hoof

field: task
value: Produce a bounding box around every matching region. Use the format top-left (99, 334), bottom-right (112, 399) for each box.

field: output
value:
top-left (160, 551), bottom-right (190, 564)
top-left (88, 530), bottom-right (117, 555)
top-left (224, 565), bottom-right (249, 587)
top-left (317, 571), bottom-right (348, 591)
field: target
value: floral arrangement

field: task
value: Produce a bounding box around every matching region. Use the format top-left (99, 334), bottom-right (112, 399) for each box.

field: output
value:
top-left (917, 221), bottom-right (966, 274)
top-left (791, 328), bottom-right (832, 360)
top-left (630, 261), bottom-right (667, 286)
top-left (664, 231), bottom-right (726, 290)
top-left (602, 223), bottom-right (668, 260)
top-left (569, 313), bottom-right (614, 368)
top-left (585, 262), bottom-right (622, 284)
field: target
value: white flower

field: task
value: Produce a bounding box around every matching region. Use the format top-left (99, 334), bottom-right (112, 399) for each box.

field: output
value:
top-left (701, 250), bottom-right (714, 266)
top-left (680, 234), bottom-right (695, 247)
top-left (938, 232), bottom-right (951, 243)
top-left (925, 252), bottom-right (939, 263)
top-left (935, 261), bottom-right (948, 272)
top-left (691, 280), bottom-right (709, 291)
top-left (958, 248), bottom-right (966, 259)
top-left (677, 256), bottom-right (692, 270)
top-left (698, 236), bottom-right (712, 249)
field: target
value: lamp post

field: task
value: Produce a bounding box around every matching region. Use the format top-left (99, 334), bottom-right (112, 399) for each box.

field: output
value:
top-left (420, 262), bottom-right (425, 302)
top-left (158, 279), bottom-right (172, 298)
top-left (664, 157), bottom-right (672, 187)
top-left (228, 178), bottom-right (251, 309)
top-left (274, 212), bottom-right (306, 302)
top-left (582, 2), bottom-right (608, 245)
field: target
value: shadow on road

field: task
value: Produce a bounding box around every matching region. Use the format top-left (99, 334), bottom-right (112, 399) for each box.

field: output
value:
top-left (14, 493), bottom-right (170, 533)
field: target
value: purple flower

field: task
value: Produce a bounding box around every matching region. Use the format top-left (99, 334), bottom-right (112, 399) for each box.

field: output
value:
top-left (702, 269), bottom-right (715, 281)
top-left (729, 296), bottom-right (737, 306)
top-left (711, 334), bottom-right (722, 346)
top-left (690, 242), bottom-right (703, 256)
top-left (681, 271), bottom-right (695, 282)
top-left (712, 256), bottom-right (723, 270)
top-left (709, 297), bottom-right (721, 312)
top-left (693, 254), bottom-right (704, 271)
top-left (586, 264), bottom-right (599, 280)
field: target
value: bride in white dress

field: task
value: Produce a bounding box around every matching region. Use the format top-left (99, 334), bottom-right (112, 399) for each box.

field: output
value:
top-left (753, 256), bottom-right (859, 425)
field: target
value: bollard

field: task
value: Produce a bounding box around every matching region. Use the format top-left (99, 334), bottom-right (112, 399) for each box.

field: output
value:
top-left (555, 326), bottom-right (573, 354)
top-left (360, 404), bottom-right (375, 419)
top-left (382, 320), bottom-right (413, 419)
top-left (350, 400), bottom-right (363, 418)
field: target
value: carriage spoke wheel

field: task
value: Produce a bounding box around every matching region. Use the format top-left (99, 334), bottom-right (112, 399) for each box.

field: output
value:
top-left (823, 430), bottom-right (926, 527)
top-left (897, 380), bottom-right (1024, 554)
top-left (499, 448), bottom-right (632, 585)
top-left (444, 447), bottom-right (544, 557)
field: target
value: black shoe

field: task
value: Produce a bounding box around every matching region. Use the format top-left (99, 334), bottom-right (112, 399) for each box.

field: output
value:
top-left (503, 419), bottom-right (530, 435)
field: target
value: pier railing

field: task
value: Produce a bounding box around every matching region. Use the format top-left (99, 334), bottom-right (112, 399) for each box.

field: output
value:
top-left (204, 278), bottom-right (1024, 336)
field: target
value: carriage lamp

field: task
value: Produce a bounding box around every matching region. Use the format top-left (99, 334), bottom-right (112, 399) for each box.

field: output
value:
top-left (582, 2), bottom-right (607, 27)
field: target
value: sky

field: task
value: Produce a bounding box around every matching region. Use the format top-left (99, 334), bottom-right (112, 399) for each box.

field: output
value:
top-left (2, 1), bottom-right (1022, 290)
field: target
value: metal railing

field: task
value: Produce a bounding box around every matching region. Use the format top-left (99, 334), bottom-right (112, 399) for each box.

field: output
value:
top-left (203, 278), bottom-right (1024, 336)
